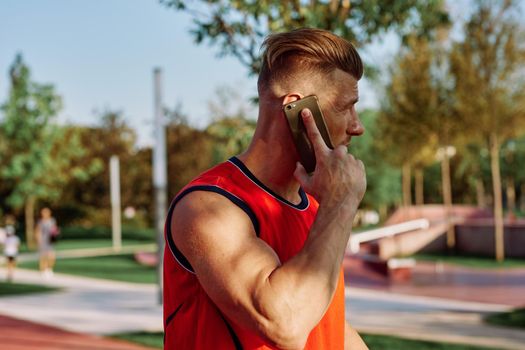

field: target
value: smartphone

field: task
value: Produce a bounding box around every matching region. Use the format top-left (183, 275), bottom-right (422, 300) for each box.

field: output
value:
top-left (283, 95), bottom-right (334, 173)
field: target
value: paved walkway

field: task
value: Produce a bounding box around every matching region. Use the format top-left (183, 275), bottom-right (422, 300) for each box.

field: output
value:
top-left (0, 315), bottom-right (157, 350)
top-left (0, 269), bottom-right (162, 335)
top-left (346, 287), bottom-right (525, 350)
top-left (0, 255), bottom-right (524, 349)
top-left (344, 255), bottom-right (525, 306)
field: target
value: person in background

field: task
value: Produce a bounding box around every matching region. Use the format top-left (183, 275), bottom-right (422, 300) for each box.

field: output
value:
top-left (35, 207), bottom-right (58, 278)
top-left (3, 215), bottom-right (20, 282)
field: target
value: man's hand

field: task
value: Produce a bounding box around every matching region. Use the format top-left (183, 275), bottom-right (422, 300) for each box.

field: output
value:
top-left (294, 108), bottom-right (366, 213)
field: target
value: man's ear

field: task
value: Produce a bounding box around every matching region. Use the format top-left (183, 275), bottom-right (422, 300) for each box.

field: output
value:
top-left (282, 93), bottom-right (304, 106)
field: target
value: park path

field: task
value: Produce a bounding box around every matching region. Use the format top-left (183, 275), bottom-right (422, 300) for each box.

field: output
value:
top-left (0, 268), bottom-right (162, 336)
top-left (0, 250), bottom-right (524, 349)
top-left (0, 314), bottom-right (157, 350)
top-left (11, 243), bottom-right (157, 263)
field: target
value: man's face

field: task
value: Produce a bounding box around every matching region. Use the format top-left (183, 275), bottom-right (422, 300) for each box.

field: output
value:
top-left (317, 69), bottom-right (364, 147)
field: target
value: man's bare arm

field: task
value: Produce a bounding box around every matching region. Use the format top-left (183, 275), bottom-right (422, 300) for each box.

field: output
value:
top-left (172, 110), bottom-right (366, 349)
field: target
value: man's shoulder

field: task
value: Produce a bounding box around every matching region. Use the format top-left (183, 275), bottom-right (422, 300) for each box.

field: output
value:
top-left (184, 159), bottom-right (235, 188)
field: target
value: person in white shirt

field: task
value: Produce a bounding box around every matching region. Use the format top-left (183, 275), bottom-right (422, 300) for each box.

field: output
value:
top-left (3, 216), bottom-right (20, 282)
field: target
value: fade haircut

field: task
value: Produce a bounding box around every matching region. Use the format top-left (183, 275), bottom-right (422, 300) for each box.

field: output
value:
top-left (258, 28), bottom-right (363, 94)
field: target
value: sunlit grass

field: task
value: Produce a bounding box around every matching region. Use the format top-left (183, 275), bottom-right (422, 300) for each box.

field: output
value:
top-left (112, 331), bottom-right (502, 350)
top-left (414, 253), bottom-right (525, 269)
top-left (19, 254), bottom-right (157, 284)
top-left (112, 331), bottom-right (163, 349)
top-left (19, 239), bottom-right (153, 253)
top-left (485, 308), bottom-right (525, 329)
top-left (0, 281), bottom-right (60, 297)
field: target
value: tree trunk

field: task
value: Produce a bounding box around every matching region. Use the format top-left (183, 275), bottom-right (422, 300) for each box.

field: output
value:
top-left (506, 177), bottom-right (516, 213)
top-left (490, 133), bottom-right (505, 262)
top-left (415, 168), bottom-right (424, 205)
top-left (379, 204), bottom-right (387, 222)
top-left (25, 195), bottom-right (36, 250)
top-left (521, 183), bottom-right (525, 213)
top-left (441, 152), bottom-right (455, 249)
top-left (402, 162), bottom-right (412, 207)
top-left (475, 178), bottom-right (486, 208)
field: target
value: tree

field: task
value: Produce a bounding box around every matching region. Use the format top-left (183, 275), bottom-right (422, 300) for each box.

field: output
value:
top-left (450, 0), bottom-right (525, 261)
top-left (57, 110), bottom-right (145, 226)
top-left (377, 36), bottom-right (443, 208)
top-left (350, 109), bottom-right (401, 219)
top-left (204, 84), bottom-right (257, 164)
top-left (163, 104), bottom-right (217, 200)
top-left (161, 0), bottom-right (449, 75)
top-left (0, 54), bottom-right (63, 247)
top-left (455, 143), bottom-right (491, 208)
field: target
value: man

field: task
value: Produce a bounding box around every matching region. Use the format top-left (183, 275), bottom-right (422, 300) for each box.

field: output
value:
top-left (35, 207), bottom-right (58, 278)
top-left (164, 28), bottom-right (368, 349)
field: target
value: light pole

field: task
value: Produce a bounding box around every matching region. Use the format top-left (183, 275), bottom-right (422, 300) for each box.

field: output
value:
top-left (110, 155), bottom-right (121, 252)
top-left (153, 67), bottom-right (167, 304)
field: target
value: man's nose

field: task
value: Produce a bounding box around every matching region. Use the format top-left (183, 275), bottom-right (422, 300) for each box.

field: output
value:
top-left (348, 114), bottom-right (365, 136)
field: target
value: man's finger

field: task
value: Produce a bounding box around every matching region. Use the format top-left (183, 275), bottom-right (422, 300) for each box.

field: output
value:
top-left (301, 108), bottom-right (328, 156)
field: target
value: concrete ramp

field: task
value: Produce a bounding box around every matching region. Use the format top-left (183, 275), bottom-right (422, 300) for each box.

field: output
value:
top-left (373, 220), bottom-right (451, 260)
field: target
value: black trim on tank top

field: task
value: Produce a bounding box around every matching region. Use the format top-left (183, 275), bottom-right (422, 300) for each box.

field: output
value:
top-left (219, 312), bottom-right (244, 350)
top-left (164, 302), bottom-right (184, 345)
top-left (228, 156), bottom-right (309, 210)
top-left (165, 302), bottom-right (184, 328)
top-left (166, 185), bottom-right (260, 273)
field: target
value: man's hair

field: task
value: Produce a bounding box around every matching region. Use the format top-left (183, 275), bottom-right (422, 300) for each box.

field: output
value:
top-left (258, 28), bottom-right (363, 93)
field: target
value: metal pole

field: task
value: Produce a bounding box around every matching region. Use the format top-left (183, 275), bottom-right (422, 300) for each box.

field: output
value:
top-left (153, 67), bottom-right (167, 304)
top-left (110, 156), bottom-right (122, 252)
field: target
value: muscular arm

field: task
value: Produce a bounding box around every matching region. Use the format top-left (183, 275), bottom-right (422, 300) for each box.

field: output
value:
top-left (172, 111), bottom-right (366, 349)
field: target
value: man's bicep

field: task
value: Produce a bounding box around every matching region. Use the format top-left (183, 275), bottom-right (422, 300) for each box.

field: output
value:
top-left (171, 191), bottom-right (281, 326)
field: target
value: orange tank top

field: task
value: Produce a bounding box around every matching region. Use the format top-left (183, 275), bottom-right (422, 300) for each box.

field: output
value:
top-left (163, 157), bottom-right (345, 349)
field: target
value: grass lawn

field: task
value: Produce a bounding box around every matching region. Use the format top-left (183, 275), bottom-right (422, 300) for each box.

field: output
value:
top-left (0, 281), bottom-right (60, 297)
top-left (361, 333), bottom-right (501, 350)
top-left (112, 332), bottom-right (501, 350)
top-left (19, 254), bottom-right (156, 284)
top-left (19, 239), bottom-right (154, 253)
top-left (112, 331), bottom-right (163, 349)
top-left (485, 308), bottom-right (525, 329)
top-left (414, 253), bottom-right (525, 269)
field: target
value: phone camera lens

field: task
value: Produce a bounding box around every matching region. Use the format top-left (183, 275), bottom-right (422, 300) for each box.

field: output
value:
top-left (286, 105), bottom-right (292, 110)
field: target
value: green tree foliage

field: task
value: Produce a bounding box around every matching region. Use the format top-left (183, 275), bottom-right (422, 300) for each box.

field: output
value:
top-left (0, 54), bottom-right (62, 208)
top-left (57, 111), bottom-right (152, 227)
top-left (166, 118), bottom-right (215, 200)
top-left (350, 109), bottom-right (401, 217)
top-left (377, 36), bottom-right (445, 207)
top-left (164, 91), bottom-right (256, 200)
top-left (205, 84), bottom-right (256, 164)
top-left (500, 137), bottom-right (525, 213)
top-left (0, 54), bottom-right (66, 246)
top-left (450, 0), bottom-right (525, 261)
top-left (206, 117), bottom-right (256, 165)
top-left (161, 0), bottom-right (449, 75)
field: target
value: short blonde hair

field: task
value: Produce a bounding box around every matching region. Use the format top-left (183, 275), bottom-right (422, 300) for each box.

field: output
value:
top-left (258, 28), bottom-right (363, 93)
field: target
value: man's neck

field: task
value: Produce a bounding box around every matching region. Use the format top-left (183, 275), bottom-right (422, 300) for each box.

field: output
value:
top-left (237, 132), bottom-right (303, 205)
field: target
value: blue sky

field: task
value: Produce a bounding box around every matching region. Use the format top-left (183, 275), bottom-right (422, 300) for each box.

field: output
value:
top-left (1, 0), bottom-right (263, 146)
top-left (1, 0), bottom-right (477, 147)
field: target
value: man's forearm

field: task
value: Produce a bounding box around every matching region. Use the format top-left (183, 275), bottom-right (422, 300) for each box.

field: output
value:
top-left (254, 200), bottom-right (356, 346)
